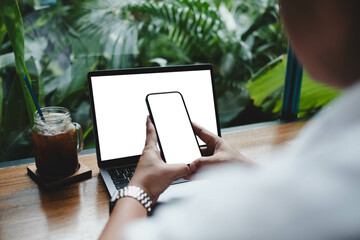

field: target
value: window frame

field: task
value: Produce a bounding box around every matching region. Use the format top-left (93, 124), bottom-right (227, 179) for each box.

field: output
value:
top-left (281, 45), bottom-right (303, 121)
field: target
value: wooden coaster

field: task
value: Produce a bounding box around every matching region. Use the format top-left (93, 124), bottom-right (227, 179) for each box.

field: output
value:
top-left (27, 162), bottom-right (92, 190)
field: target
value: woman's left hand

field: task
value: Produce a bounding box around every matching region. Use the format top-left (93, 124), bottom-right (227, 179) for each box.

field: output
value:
top-left (129, 117), bottom-right (190, 204)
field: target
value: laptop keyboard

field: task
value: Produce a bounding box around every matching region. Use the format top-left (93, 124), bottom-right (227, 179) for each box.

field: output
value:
top-left (108, 166), bottom-right (136, 189)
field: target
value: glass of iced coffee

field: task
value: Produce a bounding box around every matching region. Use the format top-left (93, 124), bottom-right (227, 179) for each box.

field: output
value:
top-left (32, 106), bottom-right (84, 179)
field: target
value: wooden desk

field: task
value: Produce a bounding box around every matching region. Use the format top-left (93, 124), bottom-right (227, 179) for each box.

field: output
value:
top-left (0, 121), bottom-right (306, 240)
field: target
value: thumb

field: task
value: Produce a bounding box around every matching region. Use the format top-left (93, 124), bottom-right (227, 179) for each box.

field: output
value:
top-left (191, 156), bottom-right (217, 171)
top-left (186, 156), bottom-right (215, 180)
top-left (166, 163), bottom-right (190, 181)
top-left (144, 116), bottom-right (158, 148)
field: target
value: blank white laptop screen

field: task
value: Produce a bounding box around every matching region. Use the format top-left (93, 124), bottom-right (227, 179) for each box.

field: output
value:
top-left (90, 68), bottom-right (218, 161)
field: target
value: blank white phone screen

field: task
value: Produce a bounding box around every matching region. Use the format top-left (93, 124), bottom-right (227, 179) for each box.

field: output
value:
top-left (147, 92), bottom-right (201, 164)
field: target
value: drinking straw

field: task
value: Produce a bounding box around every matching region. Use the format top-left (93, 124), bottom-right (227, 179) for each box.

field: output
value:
top-left (23, 75), bottom-right (45, 121)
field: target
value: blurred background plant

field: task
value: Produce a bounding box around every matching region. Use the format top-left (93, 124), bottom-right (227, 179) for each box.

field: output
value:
top-left (0, 0), bottom-right (339, 162)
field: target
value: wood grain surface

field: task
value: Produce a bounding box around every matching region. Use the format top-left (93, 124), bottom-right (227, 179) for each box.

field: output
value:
top-left (0, 121), bottom-right (306, 240)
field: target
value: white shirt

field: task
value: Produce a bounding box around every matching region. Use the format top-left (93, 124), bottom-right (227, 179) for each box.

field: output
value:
top-left (125, 81), bottom-right (360, 240)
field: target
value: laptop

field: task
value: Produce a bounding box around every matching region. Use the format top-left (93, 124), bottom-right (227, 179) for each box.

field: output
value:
top-left (87, 64), bottom-right (221, 197)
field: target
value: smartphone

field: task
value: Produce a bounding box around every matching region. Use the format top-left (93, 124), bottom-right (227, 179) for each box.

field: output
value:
top-left (146, 91), bottom-right (201, 164)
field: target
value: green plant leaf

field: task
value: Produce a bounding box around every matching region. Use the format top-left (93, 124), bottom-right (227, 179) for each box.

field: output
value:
top-left (1, 74), bottom-right (30, 158)
top-left (247, 55), bottom-right (341, 116)
top-left (0, 22), bottom-right (6, 46)
top-left (83, 124), bottom-right (93, 141)
top-left (217, 87), bottom-right (249, 125)
top-left (53, 56), bottom-right (97, 105)
top-left (1, 0), bottom-right (36, 125)
top-left (25, 56), bottom-right (45, 107)
top-left (127, 0), bottom-right (222, 59)
top-left (0, 52), bottom-right (15, 69)
top-left (293, 71), bottom-right (340, 116)
top-left (241, 4), bottom-right (278, 41)
top-left (246, 55), bottom-right (285, 108)
top-left (149, 57), bottom-right (167, 66)
top-left (0, 76), bottom-right (3, 127)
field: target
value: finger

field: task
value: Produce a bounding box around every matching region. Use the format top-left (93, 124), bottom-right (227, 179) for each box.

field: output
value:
top-left (189, 161), bottom-right (197, 172)
top-left (192, 122), bottom-right (219, 144)
top-left (145, 116), bottom-right (158, 148)
top-left (185, 157), bottom-right (214, 178)
top-left (192, 156), bottom-right (218, 170)
top-left (166, 163), bottom-right (190, 180)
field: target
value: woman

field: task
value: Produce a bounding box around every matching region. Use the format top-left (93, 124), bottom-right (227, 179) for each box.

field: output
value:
top-left (100, 0), bottom-right (360, 239)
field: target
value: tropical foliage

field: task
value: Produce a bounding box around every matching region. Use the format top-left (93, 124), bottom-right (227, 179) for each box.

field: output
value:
top-left (247, 55), bottom-right (340, 117)
top-left (0, 0), bottom-right (336, 162)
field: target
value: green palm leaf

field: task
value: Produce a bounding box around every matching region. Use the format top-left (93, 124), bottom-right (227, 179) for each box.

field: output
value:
top-left (247, 55), bottom-right (341, 117)
top-left (1, 0), bottom-right (36, 125)
top-left (126, 0), bottom-right (221, 58)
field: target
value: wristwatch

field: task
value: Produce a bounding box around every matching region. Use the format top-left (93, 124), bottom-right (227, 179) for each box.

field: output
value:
top-left (109, 186), bottom-right (153, 214)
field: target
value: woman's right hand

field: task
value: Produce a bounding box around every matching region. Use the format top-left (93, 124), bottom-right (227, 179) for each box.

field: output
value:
top-left (188, 122), bottom-right (253, 176)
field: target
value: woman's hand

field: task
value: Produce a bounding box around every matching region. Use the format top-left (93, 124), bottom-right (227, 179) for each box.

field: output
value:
top-left (188, 122), bottom-right (253, 175)
top-left (129, 117), bottom-right (190, 204)
top-left (100, 117), bottom-right (189, 240)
